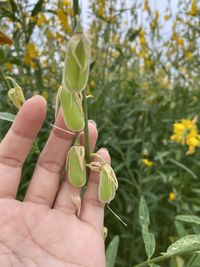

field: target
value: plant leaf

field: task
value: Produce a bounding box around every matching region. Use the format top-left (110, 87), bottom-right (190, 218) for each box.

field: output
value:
top-left (139, 196), bottom-right (155, 259)
top-left (139, 195), bottom-right (150, 227)
top-left (175, 221), bottom-right (188, 238)
top-left (162, 235), bottom-right (200, 257)
top-left (142, 226), bottom-right (156, 259)
top-left (168, 158), bottom-right (197, 180)
top-left (176, 215), bottom-right (200, 225)
top-left (0, 112), bottom-right (15, 122)
top-left (106, 236), bottom-right (120, 267)
top-left (186, 254), bottom-right (200, 267)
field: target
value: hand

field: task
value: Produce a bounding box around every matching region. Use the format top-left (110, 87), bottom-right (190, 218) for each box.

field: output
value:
top-left (0, 96), bottom-right (110, 267)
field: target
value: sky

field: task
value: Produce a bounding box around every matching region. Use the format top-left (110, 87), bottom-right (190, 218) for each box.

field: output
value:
top-left (80, 0), bottom-right (179, 34)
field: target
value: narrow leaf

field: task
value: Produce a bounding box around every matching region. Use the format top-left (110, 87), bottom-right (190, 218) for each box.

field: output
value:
top-left (186, 254), bottom-right (200, 267)
top-left (162, 235), bottom-right (200, 257)
top-left (142, 226), bottom-right (156, 259)
top-left (168, 158), bottom-right (197, 180)
top-left (139, 195), bottom-right (150, 227)
top-left (0, 112), bottom-right (15, 122)
top-left (106, 236), bottom-right (120, 267)
top-left (175, 221), bottom-right (188, 238)
top-left (139, 196), bottom-right (155, 259)
top-left (176, 215), bottom-right (200, 225)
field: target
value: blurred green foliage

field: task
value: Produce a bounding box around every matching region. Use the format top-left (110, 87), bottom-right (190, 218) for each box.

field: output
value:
top-left (0, 0), bottom-right (200, 266)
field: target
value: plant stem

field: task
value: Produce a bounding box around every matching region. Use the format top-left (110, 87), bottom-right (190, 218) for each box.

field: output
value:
top-left (133, 255), bottom-right (169, 267)
top-left (72, 0), bottom-right (91, 163)
top-left (82, 90), bottom-right (91, 163)
top-left (0, 66), bottom-right (11, 91)
top-left (73, 0), bottom-right (80, 19)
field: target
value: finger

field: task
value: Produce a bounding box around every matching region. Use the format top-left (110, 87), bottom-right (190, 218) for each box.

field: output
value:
top-left (80, 148), bottom-right (111, 231)
top-left (24, 110), bottom-right (77, 206)
top-left (53, 121), bottom-right (98, 215)
top-left (0, 96), bottom-right (46, 198)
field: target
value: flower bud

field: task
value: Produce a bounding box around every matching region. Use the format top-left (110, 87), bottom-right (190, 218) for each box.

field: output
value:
top-left (63, 16), bottom-right (91, 93)
top-left (98, 164), bottom-right (118, 204)
top-left (60, 87), bottom-right (85, 131)
top-left (66, 145), bottom-right (86, 187)
top-left (6, 77), bottom-right (25, 109)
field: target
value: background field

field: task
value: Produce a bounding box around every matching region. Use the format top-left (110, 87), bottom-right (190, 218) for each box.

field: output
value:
top-left (0, 0), bottom-right (200, 266)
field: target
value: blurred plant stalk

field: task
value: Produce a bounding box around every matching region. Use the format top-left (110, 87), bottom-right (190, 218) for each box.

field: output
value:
top-left (73, 0), bottom-right (91, 164)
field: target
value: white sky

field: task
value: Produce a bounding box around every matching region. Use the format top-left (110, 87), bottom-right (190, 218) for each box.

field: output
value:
top-left (80, 0), bottom-right (179, 34)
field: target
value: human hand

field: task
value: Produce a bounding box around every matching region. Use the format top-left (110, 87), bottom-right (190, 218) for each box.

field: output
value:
top-left (0, 96), bottom-right (110, 267)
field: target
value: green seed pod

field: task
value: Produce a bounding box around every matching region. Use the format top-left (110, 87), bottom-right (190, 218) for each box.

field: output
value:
top-left (66, 145), bottom-right (86, 188)
top-left (60, 87), bottom-right (85, 132)
top-left (98, 164), bottom-right (118, 204)
top-left (63, 16), bottom-right (91, 93)
top-left (6, 76), bottom-right (25, 109)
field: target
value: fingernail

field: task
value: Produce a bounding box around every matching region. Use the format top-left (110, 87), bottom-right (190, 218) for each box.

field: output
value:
top-left (30, 95), bottom-right (47, 106)
top-left (100, 147), bottom-right (109, 153)
top-left (88, 119), bottom-right (97, 128)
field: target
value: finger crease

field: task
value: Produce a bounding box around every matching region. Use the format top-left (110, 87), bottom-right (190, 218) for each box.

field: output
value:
top-left (11, 128), bottom-right (34, 140)
top-left (37, 160), bottom-right (63, 174)
top-left (0, 156), bottom-right (23, 168)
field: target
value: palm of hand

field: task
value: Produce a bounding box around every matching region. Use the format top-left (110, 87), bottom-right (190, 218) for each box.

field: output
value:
top-left (0, 199), bottom-right (104, 267)
top-left (0, 96), bottom-right (110, 267)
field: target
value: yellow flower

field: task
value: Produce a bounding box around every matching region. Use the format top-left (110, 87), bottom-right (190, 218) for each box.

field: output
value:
top-left (186, 51), bottom-right (193, 61)
top-left (139, 30), bottom-right (147, 46)
top-left (188, 0), bottom-right (197, 16)
top-left (57, 9), bottom-right (72, 33)
top-left (144, 0), bottom-right (150, 12)
top-left (5, 63), bottom-right (13, 71)
top-left (55, 32), bottom-right (65, 43)
top-left (151, 21), bottom-right (156, 32)
top-left (164, 15), bottom-right (170, 21)
top-left (168, 192), bottom-right (176, 201)
top-left (178, 38), bottom-right (184, 47)
top-left (24, 42), bottom-right (37, 65)
top-left (62, 0), bottom-right (71, 6)
top-left (98, 6), bottom-right (104, 17)
top-left (142, 159), bottom-right (153, 167)
top-left (37, 14), bottom-right (46, 27)
top-left (45, 29), bottom-right (54, 39)
top-left (171, 117), bottom-right (200, 155)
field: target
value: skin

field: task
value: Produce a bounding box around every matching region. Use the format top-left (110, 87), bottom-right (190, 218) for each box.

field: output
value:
top-left (0, 96), bottom-right (110, 267)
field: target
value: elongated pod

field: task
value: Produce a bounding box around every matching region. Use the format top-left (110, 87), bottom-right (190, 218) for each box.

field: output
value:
top-left (98, 164), bottom-right (118, 204)
top-left (63, 16), bottom-right (91, 93)
top-left (60, 88), bottom-right (85, 132)
top-left (66, 145), bottom-right (86, 187)
top-left (6, 76), bottom-right (25, 109)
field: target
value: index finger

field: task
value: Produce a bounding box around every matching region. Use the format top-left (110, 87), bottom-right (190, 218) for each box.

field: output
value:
top-left (0, 95), bottom-right (47, 198)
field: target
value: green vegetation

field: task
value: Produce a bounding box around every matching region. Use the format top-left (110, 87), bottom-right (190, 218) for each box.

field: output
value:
top-left (0, 0), bottom-right (200, 266)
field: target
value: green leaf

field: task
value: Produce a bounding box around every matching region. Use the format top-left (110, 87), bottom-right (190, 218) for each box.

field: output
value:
top-left (142, 226), bottom-right (156, 259)
top-left (139, 195), bottom-right (150, 227)
top-left (168, 158), bottom-right (197, 180)
top-left (0, 112), bottom-right (15, 122)
top-left (106, 236), bottom-right (120, 267)
top-left (139, 196), bottom-right (155, 259)
top-left (175, 221), bottom-right (188, 238)
top-left (186, 254), bottom-right (200, 267)
top-left (176, 215), bottom-right (200, 225)
top-left (162, 235), bottom-right (200, 257)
